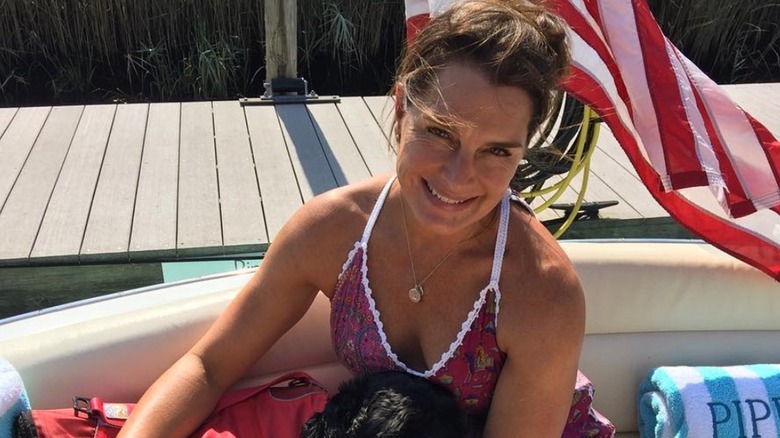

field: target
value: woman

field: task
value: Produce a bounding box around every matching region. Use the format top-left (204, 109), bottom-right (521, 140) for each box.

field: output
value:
top-left (119, 1), bottom-right (584, 436)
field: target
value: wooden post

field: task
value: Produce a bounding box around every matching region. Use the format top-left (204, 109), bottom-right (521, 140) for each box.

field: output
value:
top-left (264, 0), bottom-right (297, 82)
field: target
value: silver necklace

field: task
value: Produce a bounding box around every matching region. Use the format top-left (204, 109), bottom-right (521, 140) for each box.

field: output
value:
top-left (399, 196), bottom-right (464, 303)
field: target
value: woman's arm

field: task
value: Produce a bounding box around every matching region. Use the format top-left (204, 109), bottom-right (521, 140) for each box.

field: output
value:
top-left (483, 241), bottom-right (586, 437)
top-left (118, 192), bottom-right (353, 437)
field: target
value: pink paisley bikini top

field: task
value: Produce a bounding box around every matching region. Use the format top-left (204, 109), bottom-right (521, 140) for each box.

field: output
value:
top-left (329, 176), bottom-right (527, 424)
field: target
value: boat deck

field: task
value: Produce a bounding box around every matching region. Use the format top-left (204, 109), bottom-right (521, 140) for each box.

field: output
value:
top-left (0, 84), bottom-right (778, 267)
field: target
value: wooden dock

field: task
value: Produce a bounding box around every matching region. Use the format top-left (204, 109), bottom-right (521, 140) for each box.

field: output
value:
top-left (0, 84), bottom-right (778, 267)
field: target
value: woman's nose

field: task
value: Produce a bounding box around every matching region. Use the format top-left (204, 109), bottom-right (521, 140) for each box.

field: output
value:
top-left (443, 148), bottom-right (474, 187)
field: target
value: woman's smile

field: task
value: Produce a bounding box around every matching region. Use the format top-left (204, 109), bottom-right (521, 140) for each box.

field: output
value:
top-left (395, 62), bottom-right (533, 237)
top-left (424, 179), bottom-right (472, 206)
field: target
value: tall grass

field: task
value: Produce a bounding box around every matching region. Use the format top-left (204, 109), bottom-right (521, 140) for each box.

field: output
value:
top-left (0, 0), bottom-right (776, 106)
top-left (648, 0), bottom-right (780, 83)
top-left (0, 0), bottom-right (404, 105)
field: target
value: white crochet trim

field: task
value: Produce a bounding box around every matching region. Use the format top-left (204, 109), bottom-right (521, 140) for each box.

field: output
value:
top-left (369, 272), bottom-right (495, 379)
top-left (358, 241), bottom-right (410, 372)
top-left (414, 284), bottom-right (493, 378)
top-left (358, 179), bottom-right (511, 378)
top-left (337, 241), bottom-right (363, 281)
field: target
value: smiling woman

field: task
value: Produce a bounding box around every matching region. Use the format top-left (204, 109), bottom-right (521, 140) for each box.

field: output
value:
top-left (394, 63), bottom-right (534, 239)
top-left (118, 2), bottom-right (589, 438)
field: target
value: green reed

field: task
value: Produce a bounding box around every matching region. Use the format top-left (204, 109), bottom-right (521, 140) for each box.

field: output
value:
top-left (648, 0), bottom-right (780, 83)
top-left (0, 0), bottom-right (775, 105)
top-left (0, 0), bottom-right (402, 104)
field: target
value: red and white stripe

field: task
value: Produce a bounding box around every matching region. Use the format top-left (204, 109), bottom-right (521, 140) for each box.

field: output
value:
top-left (405, 0), bottom-right (780, 280)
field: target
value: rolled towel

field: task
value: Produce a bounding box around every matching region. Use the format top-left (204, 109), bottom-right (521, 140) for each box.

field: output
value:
top-left (1, 357), bottom-right (31, 437)
top-left (638, 364), bottom-right (780, 438)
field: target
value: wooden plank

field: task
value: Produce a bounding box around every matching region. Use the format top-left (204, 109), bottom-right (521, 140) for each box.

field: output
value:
top-left (362, 95), bottom-right (394, 140)
top-left (591, 125), bottom-right (667, 217)
top-left (337, 97), bottom-right (395, 176)
top-left (276, 103), bottom-right (338, 200)
top-left (588, 146), bottom-right (666, 217)
top-left (306, 103), bottom-right (372, 185)
top-left (514, 171), bottom-right (569, 221)
top-left (564, 166), bottom-right (644, 219)
top-left (594, 125), bottom-right (639, 178)
top-left (0, 107), bottom-right (18, 137)
top-left (531, 171), bottom-right (638, 221)
top-left (0, 107), bottom-right (51, 211)
top-left (212, 100), bottom-right (267, 251)
top-left (31, 104), bottom-right (117, 263)
top-left (244, 105), bottom-right (302, 240)
top-left (81, 104), bottom-right (148, 262)
top-left (0, 105), bottom-right (83, 264)
top-left (177, 101), bottom-right (223, 257)
top-left (722, 83), bottom-right (780, 137)
top-left (129, 102), bottom-right (180, 260)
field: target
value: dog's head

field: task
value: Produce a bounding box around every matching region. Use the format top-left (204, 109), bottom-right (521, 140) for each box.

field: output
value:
top-left (301, 371), bottom-right (467, 438)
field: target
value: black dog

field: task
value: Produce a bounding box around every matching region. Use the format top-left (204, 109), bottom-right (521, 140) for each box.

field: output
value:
top-left (301, 371), bottom-right (468, 438)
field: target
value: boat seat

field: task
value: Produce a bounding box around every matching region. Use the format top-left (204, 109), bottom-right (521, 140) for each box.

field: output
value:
top-left (1, 240), bottom-right (779, 436)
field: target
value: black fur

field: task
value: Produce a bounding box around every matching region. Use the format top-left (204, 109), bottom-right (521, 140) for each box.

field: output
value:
top-left (301, 371), bottom-right (468, 438)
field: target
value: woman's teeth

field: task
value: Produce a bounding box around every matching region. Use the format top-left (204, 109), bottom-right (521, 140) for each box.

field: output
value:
top-left (427, 182), bottom-right (466, 204)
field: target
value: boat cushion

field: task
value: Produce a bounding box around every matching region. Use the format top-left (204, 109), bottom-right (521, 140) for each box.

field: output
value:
top-left (1, 241), bottom-right (779, 435)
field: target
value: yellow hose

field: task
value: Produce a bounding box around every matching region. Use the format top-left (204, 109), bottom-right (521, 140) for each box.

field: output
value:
top-left (517, 103), bottom-right (602, 238)
top-left (529, 106), bottom-right (592, 213)
top-left (552, 117), bottom-right (601, 237)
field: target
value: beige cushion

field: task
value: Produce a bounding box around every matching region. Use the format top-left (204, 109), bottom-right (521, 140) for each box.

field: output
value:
top-left (1, 240), bottom-right (778, 435)
top-left (569, 241), bottom-right (780, 433)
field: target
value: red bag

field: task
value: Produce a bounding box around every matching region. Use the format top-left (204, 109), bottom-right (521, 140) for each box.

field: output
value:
top-left (17, 398), bottom-right (133, 438)
top-left (192, 372), bottom-right (328, 437)
top-left (16, 372), bottom-right (328, 438)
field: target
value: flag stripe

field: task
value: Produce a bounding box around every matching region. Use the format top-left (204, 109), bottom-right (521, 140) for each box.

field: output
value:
top-left (590, 0), bottom-right (667, 180)
top-left (570, 66), bottom-right (780, 279)
top-left (405, 0), bottom-right (780, 280)
top-left (679, 56), bottom-right (780, 212)
top-left (551, 0), bottom-right (633, 119)
top-left (632, 1), bottom-right (707, 185)
top-left (745, 113), bottom-right (780, 206)
top-left (687, 76), bottom-right (756, 217)
top-left (663, 42), bottom-right (726, 190)
top-left (583, 0), bottom-right (605, 32)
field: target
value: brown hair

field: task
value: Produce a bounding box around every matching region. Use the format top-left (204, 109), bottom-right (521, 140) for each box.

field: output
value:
top-left (395, 0), bottom-right (571, 140)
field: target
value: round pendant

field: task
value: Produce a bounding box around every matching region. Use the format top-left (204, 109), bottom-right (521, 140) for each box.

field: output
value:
top-left (409, 285), bottom-right (423, 303)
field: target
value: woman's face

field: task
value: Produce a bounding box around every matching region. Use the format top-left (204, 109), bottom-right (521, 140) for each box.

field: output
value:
top-left (395, 62), bottom-right (533, 238)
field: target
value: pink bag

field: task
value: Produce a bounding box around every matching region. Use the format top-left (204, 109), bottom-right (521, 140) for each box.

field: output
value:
top-left (192, 371), bottom-right (328, 437)
top-left (16, 371), bottom-right (328, 438)
top-left (562, 371), bottom-right (616, 437)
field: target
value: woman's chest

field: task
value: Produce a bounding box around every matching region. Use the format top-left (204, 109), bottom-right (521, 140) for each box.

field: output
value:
top-left (364, 251), bottom-right (495, 372)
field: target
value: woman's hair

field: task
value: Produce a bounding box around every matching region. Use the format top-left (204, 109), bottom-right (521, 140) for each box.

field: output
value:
top-left (395, 0), bottom-right (571, 140)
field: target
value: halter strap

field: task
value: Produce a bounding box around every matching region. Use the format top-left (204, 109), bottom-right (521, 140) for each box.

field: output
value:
top-left (361, 176), bottom-right (513, 286)
top-left (489, 189), bottom-right (512, 286)
top-left (361, 175), bottom-right (397, 245)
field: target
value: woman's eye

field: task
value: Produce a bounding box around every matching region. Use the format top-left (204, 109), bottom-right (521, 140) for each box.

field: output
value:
top-left (489, 147), bottom-right (511, 157)
top-left (427, 126), bottom-right (450, 139)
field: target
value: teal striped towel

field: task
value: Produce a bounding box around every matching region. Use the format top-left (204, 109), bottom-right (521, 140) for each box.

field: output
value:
top-left (638, 364), bottom-right (780, 438)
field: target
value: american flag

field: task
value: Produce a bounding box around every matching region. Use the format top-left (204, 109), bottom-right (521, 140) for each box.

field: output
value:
top-left (405, 0), bottom-right (780, 281)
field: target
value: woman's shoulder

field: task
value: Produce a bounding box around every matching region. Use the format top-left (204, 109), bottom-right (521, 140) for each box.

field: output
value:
top-left (296, 174), bottom-right (392, 232)
top-left (274, 174), bottom-right (393, 256)
top-left (266, 174), bottom-right (394, 291)
top-left (498, 203), bottom-right (585, 340)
